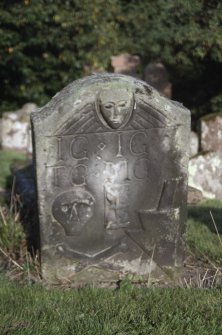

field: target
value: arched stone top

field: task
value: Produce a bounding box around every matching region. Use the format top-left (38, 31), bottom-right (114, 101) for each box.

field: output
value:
top-left (31, 73), bottom-right (190, 137)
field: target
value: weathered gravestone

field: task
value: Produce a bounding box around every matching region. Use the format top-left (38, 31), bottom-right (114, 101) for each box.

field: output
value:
top-left (31, 73), bottom-right (190, 284)
top-left (144, 63), bottom-right (172, 99)
top-left (200, 113), bottom-right (222, 152)
top-left (190, 131), bottom-right (199, 157)
top-left (1, 103), bottom-right (37, 153)
top-left (111, 53), bottom-right (141, 78)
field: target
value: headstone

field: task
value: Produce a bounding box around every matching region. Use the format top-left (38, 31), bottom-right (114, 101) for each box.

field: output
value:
top-left (1, 103), bottom-right (37, 153)
top-left (189, 152), bottom-right (222, 199)
top-left (31, 73), bottom-right (190, 285)
top-left (187, 186), bottom-right (203, 205)
top-left (200, 113), bottom-right (222, 152)
top-left (190, 131), bottom-right (199, 157)
top-left (144, 63), bottom-right (172, 98)
top-left (111, 53), bottom-right (141, 78)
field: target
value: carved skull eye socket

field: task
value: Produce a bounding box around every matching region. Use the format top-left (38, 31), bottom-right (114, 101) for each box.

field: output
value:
top-left (118, 101), bottom-right (127, 108)
top-left (61, 205), bottom-right (68, 213)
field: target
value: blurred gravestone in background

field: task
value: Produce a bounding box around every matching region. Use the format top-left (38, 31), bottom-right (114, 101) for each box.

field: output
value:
top-left (144, 63), bottom-right (172, 99)
top-left (1, 103), bottom-right (37, 153)
top-left (189, 152), bottom-right (222, 199)
top-left (189, 113), bottom-right (222, 199)
top-left (111, 53), bottom-right (141, 78)
top-left (31, 73), bottom-right (190, 285)
top-left (190, 131), bottom-right (199, 157)
top-left (200, 113), bottom-right (222, 152)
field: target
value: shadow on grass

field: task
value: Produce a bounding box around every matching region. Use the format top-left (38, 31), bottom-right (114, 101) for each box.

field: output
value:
top-left (2, 160), bottom-right (40, 255)
top-left (188, 199), bottom-right (222, 234)
top-left (12, 164), bottom-right (40, 254)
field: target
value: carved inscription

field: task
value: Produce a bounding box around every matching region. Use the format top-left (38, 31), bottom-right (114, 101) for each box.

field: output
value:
top-left (70, 136), bottom-right (88, 159)
top-left (52, 166), bottom-right (67, 187)
top-left (71, 164), bottom-right (87, 186)
top-left (50, 88), bottom-right (182, 243)
top-left (130, 132), bottom-right (148, 155)
top-left (134, 158), bottom-right (149, 180)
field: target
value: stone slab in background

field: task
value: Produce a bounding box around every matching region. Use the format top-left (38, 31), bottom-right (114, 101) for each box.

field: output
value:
top-left (1, 103), bottom-right (37, 153)
top-left (187, 186), bottom-right (203, 205)
top-left (189, 152), bottom-right (222, 199)
top-left (200, 113), bottom-right (222, 152)
top-left (111, 53), bottom-right (141, 78)
top-left (31, 73), bottom-right (190, 285)
top-left (144, 63), bottom-right (172, 99)
top-left (190, 131), bottom-right (199, 157)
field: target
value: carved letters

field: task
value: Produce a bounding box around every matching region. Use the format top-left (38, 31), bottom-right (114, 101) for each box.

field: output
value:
top-left (51, 129), bottom-right (150, 233)
top-left (71, 164), bottom-right (87, 186)
top-left (70, 136), bottom-right (88, 159)
top-left (134, 158), bottom-right (149, 180)
top-left (130, 132), bottom-right (148, 155)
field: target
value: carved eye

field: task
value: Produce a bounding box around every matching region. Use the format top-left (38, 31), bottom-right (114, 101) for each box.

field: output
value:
top-left (61, 205), bottom-right (68, 213)
top-left (118, 101), bottom-right (127, 108)
top-left (104, 103), bottom-right (113, 109)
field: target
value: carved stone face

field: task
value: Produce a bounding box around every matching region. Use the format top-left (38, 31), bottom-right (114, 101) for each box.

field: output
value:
top-left (98, 88), bottom-right (134, 129)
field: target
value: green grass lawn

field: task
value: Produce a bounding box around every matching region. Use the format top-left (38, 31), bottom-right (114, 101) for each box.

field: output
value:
top-left (187, 199), bottom-right (222, 266)
top-left (0, 275), bottom-right (222, 335)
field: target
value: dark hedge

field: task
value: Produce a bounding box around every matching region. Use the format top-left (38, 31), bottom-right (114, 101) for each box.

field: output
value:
top-left (1, 0), bottom-right (222, 123)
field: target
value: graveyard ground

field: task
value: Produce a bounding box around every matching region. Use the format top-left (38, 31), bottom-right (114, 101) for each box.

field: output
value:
top-left (1, 149), bottom-right (222, 334)
top-left (0, 275), bottom-right (222, 335)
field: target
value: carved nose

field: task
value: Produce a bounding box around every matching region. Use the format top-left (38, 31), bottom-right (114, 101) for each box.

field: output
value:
top-left (113, 105), bottom-right (119, 117)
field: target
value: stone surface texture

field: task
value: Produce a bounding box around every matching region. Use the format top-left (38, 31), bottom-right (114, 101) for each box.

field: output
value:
top-left (31, 73), bottom-right (190, 285)
top-left (190, 131), bottom-right (199, 157)
top-left (111, 53), bottom-right (141, 78)
top-left (187, 186), bottom-right (203, 204)
top-left (189, 152), bottom-right (222, 199)
top-left (1, 103), bottom-right (37, 152)
top-left (200, 113), bottom-right (222, 152)
top-left (144, 63), bottom-right (172, 98)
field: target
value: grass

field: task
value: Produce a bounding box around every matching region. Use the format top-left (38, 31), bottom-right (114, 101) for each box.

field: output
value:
top-left (0, 203), bottom-right (40, 283)
top-left (0, 205), bottom-right (25, 256)
top-left (0, 277), bottom-right (222, 335)
top-left (0, 149), bottom-right (26, 190)
top-left (1, 149), bottom-right (222, 334)
top-left (0, 150), bottom-right (39, 280)
top-left (187, 199), bottom-right (222, 266)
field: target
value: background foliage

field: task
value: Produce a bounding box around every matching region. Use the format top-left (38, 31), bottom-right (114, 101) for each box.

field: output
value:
top-left (0, 0), bottom-right (222, 124)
